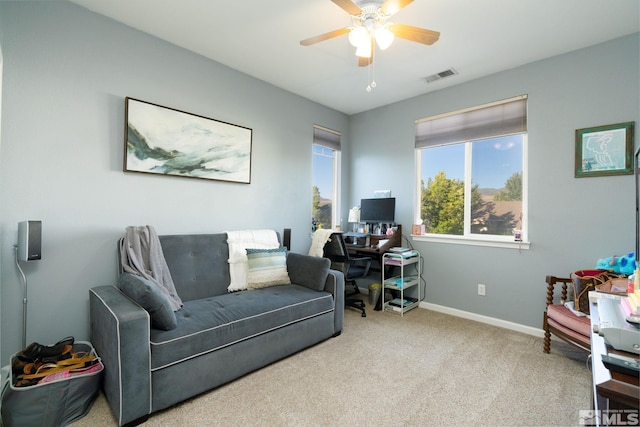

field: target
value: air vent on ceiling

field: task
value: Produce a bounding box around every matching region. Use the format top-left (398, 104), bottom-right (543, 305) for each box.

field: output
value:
top-left (424, 68), bottom-right (458, 83)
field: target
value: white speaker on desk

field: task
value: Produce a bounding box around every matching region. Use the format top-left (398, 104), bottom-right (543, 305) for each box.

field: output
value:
top-left (18, 220), bottom-right (42, 262)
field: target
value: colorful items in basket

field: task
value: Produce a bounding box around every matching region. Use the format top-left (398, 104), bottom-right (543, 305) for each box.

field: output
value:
top-left (11, 337), bottom-right (100, 387)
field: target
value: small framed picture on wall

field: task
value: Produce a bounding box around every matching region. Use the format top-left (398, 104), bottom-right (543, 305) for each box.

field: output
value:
top-left (575, 121), bottom-right (635, 178)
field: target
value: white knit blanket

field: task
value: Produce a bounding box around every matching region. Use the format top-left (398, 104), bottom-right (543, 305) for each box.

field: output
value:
top-left (226, 229), bottom-right (280, 292)
top-left (308, 229), bottom-right (335, 257)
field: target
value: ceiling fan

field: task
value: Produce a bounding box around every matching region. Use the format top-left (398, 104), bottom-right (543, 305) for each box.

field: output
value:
top-left (300, 0), bottom-right (440, 67)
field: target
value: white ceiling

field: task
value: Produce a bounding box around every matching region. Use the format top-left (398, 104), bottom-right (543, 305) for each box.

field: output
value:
top-left (69, 0), bottom-right (639, 115)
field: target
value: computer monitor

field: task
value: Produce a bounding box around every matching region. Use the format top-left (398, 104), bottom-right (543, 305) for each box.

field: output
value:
top-left (360, 197), bottom-right (395, 223)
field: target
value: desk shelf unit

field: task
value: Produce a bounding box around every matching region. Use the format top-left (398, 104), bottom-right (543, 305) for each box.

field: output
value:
top-left (382, 251), bottom-right (421, 316)
top-left (344, 225), bottom-right (402, 252)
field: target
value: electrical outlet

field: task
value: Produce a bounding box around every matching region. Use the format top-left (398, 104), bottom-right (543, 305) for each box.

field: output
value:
top-left (478, 284), bottom-right (486, 296)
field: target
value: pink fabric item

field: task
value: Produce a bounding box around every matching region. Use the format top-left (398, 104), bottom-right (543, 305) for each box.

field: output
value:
top-left (38, 361), bottom-right (103, 384)
top-left (621, 296), bottom-right (634, 317)
top-left (547, 318), bottom-right (591, 346)
top-left (547, 304), bottom-right (591, 337)
top-left (38, 370), bottom-right (71, 384)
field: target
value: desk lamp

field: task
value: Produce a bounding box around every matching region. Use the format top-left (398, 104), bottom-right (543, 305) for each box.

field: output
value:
top-left (348, 207), bottom-right (360, 232)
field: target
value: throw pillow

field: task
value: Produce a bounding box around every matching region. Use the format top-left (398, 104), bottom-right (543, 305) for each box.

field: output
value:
top-left (226, 230), bottom-right (280, 292)
top-left (246, 247), bottom-right (291, 290)
top-left (287, 252), bottom-right (330, 291)
top-left (119, 272), bottom-right (178, 330)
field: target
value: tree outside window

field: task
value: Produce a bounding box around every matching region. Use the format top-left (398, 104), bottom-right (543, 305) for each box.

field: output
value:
top-left (419, 135), bottom-right (524, 237)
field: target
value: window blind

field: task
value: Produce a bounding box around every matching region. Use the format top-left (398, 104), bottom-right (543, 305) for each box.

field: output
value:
top-left (415, 95), bottom-right (527, 149)
top-left (313, 125), bottom-right (341, 151)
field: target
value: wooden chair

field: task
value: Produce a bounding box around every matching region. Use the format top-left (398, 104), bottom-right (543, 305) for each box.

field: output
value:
top-left (543, 275), bottom-right (591, 354)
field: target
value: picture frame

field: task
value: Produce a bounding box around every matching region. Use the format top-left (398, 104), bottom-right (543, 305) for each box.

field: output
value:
top-left (575, 121), bottom-right (635, 178)
top-left (124, 97), bottom-right (252, 184)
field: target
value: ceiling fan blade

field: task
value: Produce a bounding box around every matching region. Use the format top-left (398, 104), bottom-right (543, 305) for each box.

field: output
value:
top-left (387, 23), bottom-right (440, 45)
top-left (331, 0), bottom-right (362, 15)
top-left (358, 55), bottom-right (373, 67)
top-left (379, 0), bottom-right (413, 16)
top-left (300, 27), bottom-right (350, 46)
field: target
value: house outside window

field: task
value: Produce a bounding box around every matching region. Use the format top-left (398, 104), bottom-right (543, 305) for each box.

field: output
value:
top-left (415, 96), bottom-right (528, 247)
top-left (312, 125), bottom-right (341, 230)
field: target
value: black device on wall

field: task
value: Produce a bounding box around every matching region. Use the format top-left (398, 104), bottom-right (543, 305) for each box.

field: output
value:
top-left (360, 197), bottom-right (396, 223)
top-left (18, 220), bottom-right (42, 262)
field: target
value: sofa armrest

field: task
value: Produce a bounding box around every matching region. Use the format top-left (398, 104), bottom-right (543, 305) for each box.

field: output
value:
top-left (286, 252), bottom-right (344, 336)
top-left (325, 270), bottom-right (344, 336)
top-left (90, 285), bottom-right (151, 426)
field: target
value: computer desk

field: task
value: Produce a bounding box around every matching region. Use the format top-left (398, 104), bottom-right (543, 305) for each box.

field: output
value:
top-left (344, 224), bottom-right (403, 267)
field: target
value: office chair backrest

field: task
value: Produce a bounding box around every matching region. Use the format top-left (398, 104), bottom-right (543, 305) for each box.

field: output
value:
top-left (322, 233), bottom-right (349, 276)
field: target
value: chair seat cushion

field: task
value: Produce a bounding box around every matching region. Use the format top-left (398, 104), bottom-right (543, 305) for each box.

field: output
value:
top-left (148, 284), bottom-right (334, 370)
top-left (547, 318), bottom-right (591, 347)
top-left (547, 304), bottom-right (591, 337)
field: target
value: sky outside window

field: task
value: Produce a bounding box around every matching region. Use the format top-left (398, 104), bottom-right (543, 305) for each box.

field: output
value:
top-left (313, 145), bottom-right (334, 198)
top-left (422, 134), bottom-right (523, 189)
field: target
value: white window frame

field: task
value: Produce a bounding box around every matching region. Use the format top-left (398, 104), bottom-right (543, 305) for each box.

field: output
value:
top-left (313, 125), bottom-right (341, 230)
top-left (413, 97), bottom-right (530, 250)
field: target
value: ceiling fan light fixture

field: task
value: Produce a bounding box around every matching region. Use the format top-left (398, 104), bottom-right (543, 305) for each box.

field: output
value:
top-left (300, 0), bottom-right (440, 69)
top-left (348, 26), bottom-right (369, 48)
top-left (374, 25), bottom-right (394, 50)
top-left (355, 42), bottom-right (372, 58)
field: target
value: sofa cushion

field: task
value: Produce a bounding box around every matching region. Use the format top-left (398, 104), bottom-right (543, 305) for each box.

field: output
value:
top-left (287, 253), bottom-right (330, 292)
top-left (246, 247), bottom-right (291, 289)
top-left (159, 234), bottom-right (230, 301)
top-left (119, 273), bottom-right (178, 330)
top-left (148, 284), bottom-right (334, 370)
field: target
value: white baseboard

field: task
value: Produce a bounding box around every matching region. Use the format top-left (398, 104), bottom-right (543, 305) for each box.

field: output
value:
top-left (419, 301), bottom-right (545, 338)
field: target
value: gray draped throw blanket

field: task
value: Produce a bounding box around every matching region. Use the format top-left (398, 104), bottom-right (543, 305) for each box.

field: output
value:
top-left (120, 225), bottom-right (183, 311)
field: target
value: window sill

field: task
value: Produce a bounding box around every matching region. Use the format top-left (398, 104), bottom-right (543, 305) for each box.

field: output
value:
top-left (411, 234), bottom-right (530, 250)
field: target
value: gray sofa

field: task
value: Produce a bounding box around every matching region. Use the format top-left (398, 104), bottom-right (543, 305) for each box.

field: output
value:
top-left (89, 233), bottom-right (344, 426)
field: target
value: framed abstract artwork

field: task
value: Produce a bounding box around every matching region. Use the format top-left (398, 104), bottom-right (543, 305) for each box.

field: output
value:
top-left (575, 121), bottom-right (634, 178)
top-left (124, 97), bottom-right (252, 183)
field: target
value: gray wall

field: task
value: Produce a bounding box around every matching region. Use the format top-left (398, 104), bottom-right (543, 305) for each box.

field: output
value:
top-left (348, 34), bottom-right (639, 328)
top-left (0, 2), bottom-right (348, 363)
top-left (0, 1), bottom-right (637, 364)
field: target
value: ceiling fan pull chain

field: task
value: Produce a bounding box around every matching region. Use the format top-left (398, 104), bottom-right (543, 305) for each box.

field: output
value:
top-left (367, 47), bottom-right (377, 92)
top-left (371, 55), bottom-right (377, 89)
top-left (366, 55), bottom-right (371, 91)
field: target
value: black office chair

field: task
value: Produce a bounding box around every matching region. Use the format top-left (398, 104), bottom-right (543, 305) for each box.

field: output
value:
top-left (323, 232), bottom-right (371, 317)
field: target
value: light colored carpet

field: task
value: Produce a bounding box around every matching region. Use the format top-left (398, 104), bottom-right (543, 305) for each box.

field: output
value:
top-left (74, 304), bottom-right (590, 427)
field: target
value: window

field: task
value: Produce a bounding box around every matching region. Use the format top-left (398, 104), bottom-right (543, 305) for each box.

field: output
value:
top-left (415, 96), bottom-right (528, 246)
top-left (312, 125), bottom-right (341, 230)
